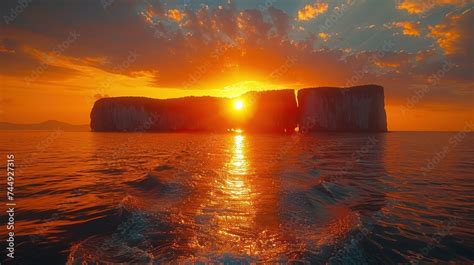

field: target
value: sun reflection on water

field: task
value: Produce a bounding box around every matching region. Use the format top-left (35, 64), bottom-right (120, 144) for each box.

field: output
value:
top-left (228, 135), bottom-right (247, 174)
top-left (219, 134), bottom-right (255, 225)
top-left (201, 134), bottom-right (258, 256)
top-left (186, 134), bottom-right (289, 261)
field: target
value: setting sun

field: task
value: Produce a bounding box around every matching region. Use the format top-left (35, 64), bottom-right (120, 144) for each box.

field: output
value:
top-left (234, 99), bottom-right (244, 111)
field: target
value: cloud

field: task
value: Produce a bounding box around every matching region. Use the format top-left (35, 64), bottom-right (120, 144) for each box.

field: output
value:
top-left (318, 32), bottom-right (329, 41)
top-left (0, 38), bottom-right (79, 81)
top-left (268, 6), bottom-right (290, 36)
top-left (428, 9), bottom-right (473, 56)
top-left (0, 38), bottom-right (19, 53)
top-left (425, 8), bottom-right (473, 83)
top-left (167, 8), bottom-right (184, 22)
top-left (397, 0), bottom-right (468, 14)
top-left (1, 0), bottom-right (472, 103)
top-left (415, 49), bottom-right (436, 61)
top-left (297, 2), bottom-right (328, 21)
top-left (393, 21), bottom-right (421, 36)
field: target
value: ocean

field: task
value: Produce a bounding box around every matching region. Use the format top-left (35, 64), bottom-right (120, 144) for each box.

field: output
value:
top-left (0, 131), bottom-right (472, 264)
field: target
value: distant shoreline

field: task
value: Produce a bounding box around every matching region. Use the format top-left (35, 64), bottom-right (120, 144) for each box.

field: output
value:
top-left (0, 120), bottom-right (89, 132)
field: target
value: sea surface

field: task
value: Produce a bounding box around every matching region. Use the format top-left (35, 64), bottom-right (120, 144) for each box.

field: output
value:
top-left (0, 131), bottom-right (473, 264)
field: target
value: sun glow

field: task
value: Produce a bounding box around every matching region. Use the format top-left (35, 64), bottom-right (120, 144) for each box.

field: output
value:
top-left (234, 99), bottom-right (244, 110)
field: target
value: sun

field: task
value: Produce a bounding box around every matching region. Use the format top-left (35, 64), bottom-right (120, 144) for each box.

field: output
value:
top-left (234, 99), bottom-right (244, 110)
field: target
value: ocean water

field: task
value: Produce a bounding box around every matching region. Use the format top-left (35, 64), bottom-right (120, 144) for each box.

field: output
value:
top-left (0, 131), bottom-right (473, 264)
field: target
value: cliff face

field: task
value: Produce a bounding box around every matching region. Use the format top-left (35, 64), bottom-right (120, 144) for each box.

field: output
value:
top-left (297, 85), bottom-right (387, 132)
top-left (90, 85), bottom-right (387, 133)
top-left (90, 96), bottom-right (232, 132)
top-left (91, 90), bottom-right (299, 133)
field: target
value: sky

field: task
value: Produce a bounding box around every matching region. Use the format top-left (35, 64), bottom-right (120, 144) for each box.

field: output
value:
top-left (0, 0), bottom-right (472, 131)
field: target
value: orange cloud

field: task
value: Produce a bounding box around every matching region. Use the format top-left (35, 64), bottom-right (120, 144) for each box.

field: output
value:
top-left (297, 2), bottom-right (328, 21)
top-left (393, 21), bottom-right (421, 36)
top-left (167, 9), bottom-right (184, 22)
top-left (374, 61), bottom-right (401, 68)
top-left (397, 0), bottom-right (467, 14)
top-left (429, 26), bottom-right (460, 55)
top-left (0, 47), bottom-right (14, 53)
top-left (428, 12), bottom-right (467, 55)
top-left (318, 32), bottom-right (329, 41)
top-left (415, 49), bottom-right (436, 61)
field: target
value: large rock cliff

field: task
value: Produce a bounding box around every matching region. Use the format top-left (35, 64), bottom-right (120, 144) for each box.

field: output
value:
top-left (297, 85), bottom-right (387, 132)
top-left (90, 96), bottom-right (232, 132)
top-left (90, 90), bottom-right (298, 133)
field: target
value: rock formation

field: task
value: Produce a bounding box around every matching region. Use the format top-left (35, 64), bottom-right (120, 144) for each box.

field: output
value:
top-left (238, 89), bottom-right (298, 133)
top-left (297, 85), bottom-right (387, 132)
top-left (90, 85), bottom-right (387, 133)
top-left (90, 96), bottom-right (232, 132)
top-left (90, 90), bottom-right (298, 133)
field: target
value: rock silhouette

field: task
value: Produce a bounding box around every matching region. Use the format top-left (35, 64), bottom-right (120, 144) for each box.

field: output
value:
top-left (90, 96), bottom-right (231, 132)
top-left (90, 90), bottom-right (298, 133)
top-left (90, 85), bottom-right (387, 133)
top-left (238, 89), bottom-right (298, 133)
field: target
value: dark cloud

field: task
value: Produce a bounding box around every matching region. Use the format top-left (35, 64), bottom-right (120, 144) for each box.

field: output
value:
top-left (268, 6), bottom-right (290, 36)
top-left (428, 8), bottom-right (474, 81)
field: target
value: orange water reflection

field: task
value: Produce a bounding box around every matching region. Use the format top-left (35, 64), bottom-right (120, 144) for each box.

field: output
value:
top-left (179, 133), bottom-right (290, 262)
top-left (194, 134), bottom-right (259, 257)
top-left (216, 135), bottom-right (256, 243)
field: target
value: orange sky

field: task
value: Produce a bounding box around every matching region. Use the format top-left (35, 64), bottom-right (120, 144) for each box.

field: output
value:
top-left (0, 0), bottom-right (472, 131)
